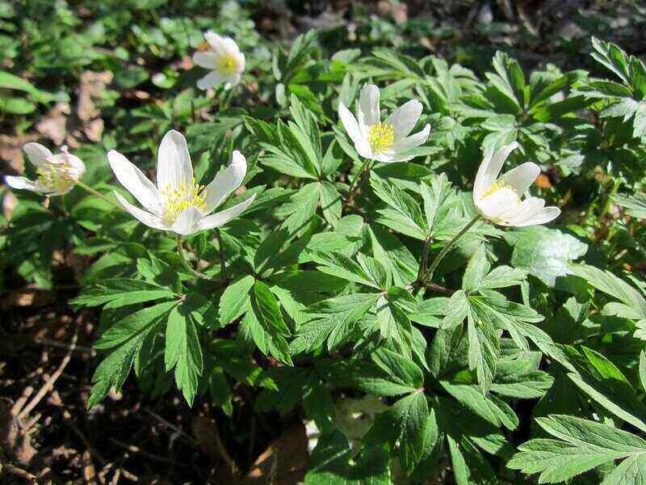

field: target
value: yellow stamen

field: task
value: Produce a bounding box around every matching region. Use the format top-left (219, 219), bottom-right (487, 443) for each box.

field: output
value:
top-left (215, 54), bottom-right (239, 76)
top-left (37, 160), bottom-right (75, 193)
top-left (161, 179), bottom-right (208, 222)
top-left (481, 179), bottom-right (511, 199)
top-left (368, 123), bottom-right (395, 154)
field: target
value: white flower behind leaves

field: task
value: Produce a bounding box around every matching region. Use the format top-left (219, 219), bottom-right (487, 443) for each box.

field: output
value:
top-left (193, 31), bottom-right (245, 90)
top-left (5, 143), bottom-right (85, 196)
top-left (338, 84), bottom-right (431, 163)
top-left (108, 130), bottom-right (255, 236)
top-left (473, 142), bottom-right (560, 227)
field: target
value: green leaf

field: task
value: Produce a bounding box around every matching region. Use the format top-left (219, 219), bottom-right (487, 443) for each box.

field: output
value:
top-left (441, 382), bottom-right (518, 430)
top-left (370, 173), bottom-right (427, 240)
top-left (71, 278), bottom-right (176, 309)
top-left (305, 431), bottom-right (390, 484)
top-left (509, 227), bottom-right (587, 286)
top-left (614, 192), bottom-right (646, 219)
top-left (251, 281), bottom-right (291, 337)
top-left (311, 251), bottom-right (381, 289)
top-left (509, 414), bottom-right (646, 484)
top-left (218, 275), bottom-right (254, 325)
top-left (292, 293), bottom-right (379, 354)
top-left (371, 347), bottom-right (424, 390)
top-left (165, 305), bottom-right (203, 405)
top-left (95, 301), bottom-right (178, 350)
top-left (396, 391), bottom-right (429, 471)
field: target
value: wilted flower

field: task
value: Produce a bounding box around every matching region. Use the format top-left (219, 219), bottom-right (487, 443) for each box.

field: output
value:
top-left (473, 142), bottom-right (560, 227)
top-left (338, 84), bottom-right (431, 163)
top-left (193, 31), bottom-right (245, 90)
top-left (108, 130), bottom-right (255, 236)
top-left (5, 143), bottom-right (85, 196)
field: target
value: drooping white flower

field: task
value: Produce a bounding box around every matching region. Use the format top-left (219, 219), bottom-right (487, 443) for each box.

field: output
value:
top-left (108, 130), bottom-right (255, 236)
top-left (5, 143), bottom-right (85, 196)
top-left (338, 84), bottom-right (431, 163)
top-left (192, 31), bottom-right (245, 90)
top-left (473, 142), bottom-right (560, 227)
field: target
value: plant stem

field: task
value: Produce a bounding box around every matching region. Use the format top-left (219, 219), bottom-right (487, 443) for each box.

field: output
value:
top-left (75, 181), bottom-right (123, 211)
top-left (416, 236), bottom-right (433, 285)
top-left (345, 158), bottom-right (373, 205)
top-left (215, 229), bottom-right (227, 281)
top-left (176, 236), bottom-right (218, 282)
top-left (426, 214), bottom-right (482, 284)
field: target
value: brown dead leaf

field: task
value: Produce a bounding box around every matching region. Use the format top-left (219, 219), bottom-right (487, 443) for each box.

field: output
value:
top-left (36, 102), bottom-right (70, 146)
top-left (0, 133), bottom-right (38, 173)
top-left (77, 71), bottom-right (113, 122)
top-left (243, 423), bottom-right (308, 484)
top-left (0, 398), bottom-right (37, 465)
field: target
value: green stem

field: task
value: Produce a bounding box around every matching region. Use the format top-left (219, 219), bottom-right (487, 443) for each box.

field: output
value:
top-left (416, 236), bottom-right (433, 285)
top-left (176, 236), bottom-right (218, 282)
top-left (426, 214), bottom-right (482, 283)
top-left (345, 158), bottom-right (373, 205)
top-left (75, 181), bottom-right (123, 211)
top-left (215, 229), bottom-right (227, 281)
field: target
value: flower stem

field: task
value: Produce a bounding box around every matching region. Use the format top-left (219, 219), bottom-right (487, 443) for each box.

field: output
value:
top-left (425, 214), bottom-right (482, 284)
top-left (345, 158), bottom-right (373, 205)
top-left (75, 181), bottom-right (123, 211)
top-left (215, 229), bottom-right (227, 281)
top-left (176, 236), bottom-right (218, 282)
top-left (416, 236), bottom-right (433, 285)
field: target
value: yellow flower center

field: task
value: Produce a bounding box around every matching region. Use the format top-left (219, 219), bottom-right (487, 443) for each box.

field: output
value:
top-left (368, 123), bottom-right (395, 154)
top-left (215, 54), bottom-right (239, 76)
top-left (481, 179), bottom-right (511, 199)
top-left (161, 179), bottom-right (208, 222)
top-left (37, 160), bottom-right (75, 193)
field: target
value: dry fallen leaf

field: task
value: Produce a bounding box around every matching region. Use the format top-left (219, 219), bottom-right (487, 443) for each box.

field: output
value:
top-left (243, 423), bottom-right (308, 484)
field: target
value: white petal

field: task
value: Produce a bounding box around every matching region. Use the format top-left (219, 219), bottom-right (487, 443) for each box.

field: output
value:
top-left (204, 150), bottom-right (247, 212)
top-left (157, 130), bottom-right (193, 191)
top-left (197, 71), bottom-right (223, 90)
top-left (4, 175), bottom-right (42, 192)
top-left (171, 207), bottom-right (203, 236)
top-left (358, 84), bottom-right (380, 127)
top-left (476, 186), bottom-right (521, 220)
top-left (339, 102), bottom-right (371, 156)
top-left (502, 162), bottom-right (540, 195)
top-left (223, 73), bottom-right (242, 89)
top-left (197, 194), bottom-right (256, 231)
top-left (108, 150), bottom-right (162, 214)
top-left (513, 206), bottom-right (561, 227)
top-left (500, 197), bottom-right (544, 226)
top-left (474, 142), bottom-right (519, 200)
top-left (193, 51), bottom-right (217, 69)
top-left (22, 142), bottom-right (52, 167)
top-left (66, 153), bottom-right (86, 180)
top-left (221, 37), bottom-right (241, 56)
top-left (385, 100), bottom-right (423, 139)
top-left (204, 31), bottom-right (225, 52)
top-left (114, 192), bottom-right (168, 231)
top-left (236, 52), bottom-right (246, 72)
top-left (391, 123), bottom-right (431, 154)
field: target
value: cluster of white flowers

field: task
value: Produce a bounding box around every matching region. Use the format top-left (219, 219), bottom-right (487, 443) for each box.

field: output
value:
top-left (4, 32), bottom-right (560, 236)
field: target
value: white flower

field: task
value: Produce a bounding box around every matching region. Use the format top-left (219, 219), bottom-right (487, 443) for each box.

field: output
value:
top-left (108, 130), bottom-right (255, 236)
top-left (5, 143), bottom-right (85, 196)
top-left (338, 84), bottom-right (431, 163)
top-left (473, 142), bottom-right (560, 227)
top-left (192, 31), bottom-right (245, 90)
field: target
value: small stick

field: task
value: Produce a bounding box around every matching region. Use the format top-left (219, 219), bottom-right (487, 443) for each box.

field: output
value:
top-left (17, 328), bottom-right (78, 421)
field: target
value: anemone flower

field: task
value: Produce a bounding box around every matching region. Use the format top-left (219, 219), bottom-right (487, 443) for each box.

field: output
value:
top-left (473, 142), bottom-right (560, 227)
top-left (108, 130), bottom-right (254, 236)
top-left (5, 143), bottom-right (85, 196)
top-left (338, 84), bottom-right (430, 163)
top-left (193, 31), bottom-right (245, 90)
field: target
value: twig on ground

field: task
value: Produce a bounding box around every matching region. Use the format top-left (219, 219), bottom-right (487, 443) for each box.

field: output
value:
top-left (17, 328), bottom-right (78, 421)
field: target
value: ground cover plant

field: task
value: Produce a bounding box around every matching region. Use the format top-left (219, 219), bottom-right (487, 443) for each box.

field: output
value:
top-left (1, 1), bottom-right (645, 483)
